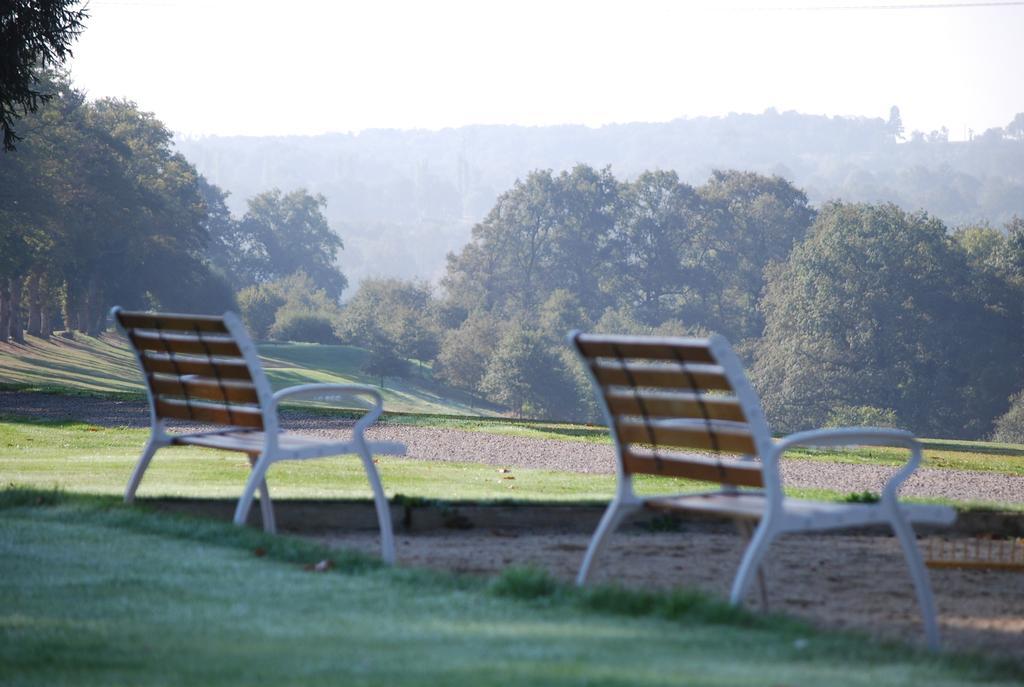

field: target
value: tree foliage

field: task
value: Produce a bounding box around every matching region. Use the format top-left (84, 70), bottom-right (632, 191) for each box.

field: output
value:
top-left (992, 391), bottom-right (1024, 444)
top-left (0, 77), bottom-right (238, 339)
top-left (0, 0), bottom-right (87, 150)
top-left (752, 202), bottom-right (1022, 438)
top-left (478, 324), bottom-right (580, 419)
top-left (226, 189), bottom-right (346, 299)
top-left (336, 279), bottom-right (440, 378)
top-left (0, 75), bottom-right (348, 346)
top-left (237, 271), bottom-right (341, 342)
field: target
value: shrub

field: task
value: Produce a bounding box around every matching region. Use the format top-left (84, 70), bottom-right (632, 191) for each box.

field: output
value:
top-left (992, 391), bottom-right (1024, 444)
top-left (825, 405), bottom-right (899, 429)
top-left (268, 311), bottom-right (339, 344)
top-left (237, 284), bottom-right (285, 339)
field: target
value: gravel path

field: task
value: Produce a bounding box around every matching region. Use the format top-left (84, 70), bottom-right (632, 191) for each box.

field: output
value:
top-left (3, 391), bottom-right (1022, 504)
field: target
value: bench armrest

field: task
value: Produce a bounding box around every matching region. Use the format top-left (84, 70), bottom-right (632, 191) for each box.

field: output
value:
top-left (771, 427), bottom-right (922, 503)
top-left (271, 383), bottom-right (386, 437)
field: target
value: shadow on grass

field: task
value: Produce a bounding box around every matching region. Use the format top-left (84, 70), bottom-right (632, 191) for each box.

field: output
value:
top-left (0, 412), bottom-right (113, 428)
top-left (922, 439), bottom-right (1024, 458)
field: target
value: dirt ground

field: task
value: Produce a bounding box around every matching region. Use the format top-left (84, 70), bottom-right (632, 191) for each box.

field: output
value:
top-left (319, 523), bottom-right (1024, 664)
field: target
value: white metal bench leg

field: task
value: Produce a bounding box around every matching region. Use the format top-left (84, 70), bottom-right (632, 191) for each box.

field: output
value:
top-left (730, 519), bottom-right (778, 605)
top-left (886, 503), bottom-right (942, 651)
top-left (124, 437), bottom-right (165, 503)
top-left (577, 500), bottom-right (639, 586)
top-left (247, 454), bottom-right (276, 534)
top-left (235, 453), bottom-right (272, 529)
top-left (357, 444), bottom-right (395, 565)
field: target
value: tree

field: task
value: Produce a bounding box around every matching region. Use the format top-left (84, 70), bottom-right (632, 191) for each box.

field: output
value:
top-left (336, 278), bottom-right (440, 377)
top-left (753, 202), bottom-right (1022, 439)
top-left (237, 271), bottom-right (339, 341)
top-left (611, 170), bottom-right (724, 328)
top-left (443, 169), bottom-right (562, 317)
top-left (235, 189), bottom-right (347, 299)
top-left (0, 79), bottom-right (237, 338)
top-left (991, 391), bottom-right (1024, 443)
top-left (434, 311), bottom-right (503, 392)
top-left (442, 165), bottom-right (621, 322)
top-left (236, 283), bottom-right (285, 339)
top-left (887, 106), bottom-right (904, 141)
top-left (698, 170), bottom-right (815, 340)
top-left (1007, 113), bottom-right (1024, 141)
top-left (478, 323), bottom-right (581, 419)
top-left (1, 0), bottom-right (87, 150)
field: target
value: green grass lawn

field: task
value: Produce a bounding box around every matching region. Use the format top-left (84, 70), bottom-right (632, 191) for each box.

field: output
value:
top-left (2, 417), bottom-right (988, 507)
top-left (1, 490), bottom-right (1018, 686)
top-left (0, 333), bottom-right (498, 416)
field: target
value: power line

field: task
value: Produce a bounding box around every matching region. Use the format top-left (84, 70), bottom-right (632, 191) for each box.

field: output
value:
top-left (739, 1), bottom-right (1024, 10)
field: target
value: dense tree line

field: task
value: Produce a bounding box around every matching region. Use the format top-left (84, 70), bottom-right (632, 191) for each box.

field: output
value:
top-left (177, 109), bottom-right (1024, 294)
top-left (0, 74), bottom-right (345, 342)
top-left (331, 165), bottom-right (1024, 440)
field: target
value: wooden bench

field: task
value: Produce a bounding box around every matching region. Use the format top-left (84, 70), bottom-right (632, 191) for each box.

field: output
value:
top-left (569, 331), bottom-right (955, 650)
top-left (112, 307), bottom-right (404, 563)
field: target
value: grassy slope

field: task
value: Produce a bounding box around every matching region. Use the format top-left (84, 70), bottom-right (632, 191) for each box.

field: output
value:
top-left (0, 334), bottom-right (498, 416)
top-left (0, 491), bottom-right (1017, 686)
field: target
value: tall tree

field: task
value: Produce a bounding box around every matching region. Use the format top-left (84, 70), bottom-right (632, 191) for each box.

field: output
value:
top-left (0, 0), bottom-right (87, 150)
top-left (886, 106), bottom-right (904, 141)
top-left (611, 170), bottom-right (728, 329)
top-left (235, 189), bottom-right (347, 299)
top-left (1007, 113), bottom-right (1024, 141)
top-left (443, 165), bottom-right (621, 322)
top-left (336, 278), bottom-right (440, 373)
top-left (0, 79), bottom-right (236, 338)
top-left (753, 202), bottom-right (1021, 438)
top-left (478, 323), bottom-right (580, 419)
top-left (698, 170), bottom-right (815, 340)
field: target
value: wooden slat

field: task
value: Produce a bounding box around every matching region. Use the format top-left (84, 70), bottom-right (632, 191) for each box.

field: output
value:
top-left (150, 376), bottom-right (259, 404)
top-left (616, 419), bottom-right (757, 454)
top-left (591, 362), bottom-right (732, 391)
top-left (155, 398), bottom-right (263, 428)
top-left (117, 311), bottom-right (229, 334)
top-left (574, 335), bottom-right (715, 364)
top-left (141, 353), bottom-right (253, 381)
top-left (623, 450), bottom-right (764, 487)
top-left (130, 330), bottom-right (242, 357)
top-left (604, 390), bottom-right (746, 422)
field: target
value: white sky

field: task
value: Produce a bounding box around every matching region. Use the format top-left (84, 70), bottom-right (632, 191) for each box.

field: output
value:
top-left (70, 0), bottom-right (1024, 139)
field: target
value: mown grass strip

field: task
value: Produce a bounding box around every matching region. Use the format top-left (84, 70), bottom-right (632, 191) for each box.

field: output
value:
top-left (6, 418), bottom-right (1008, 510)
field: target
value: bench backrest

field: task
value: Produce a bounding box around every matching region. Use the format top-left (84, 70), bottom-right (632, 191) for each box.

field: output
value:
top-left (570, 332), bottom-right (774, 488)
top-left (113, 308), bottom-right (273, 430)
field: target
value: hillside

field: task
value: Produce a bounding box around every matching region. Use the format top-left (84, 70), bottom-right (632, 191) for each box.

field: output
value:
top-left (0, 334), bottom-right (499, 417)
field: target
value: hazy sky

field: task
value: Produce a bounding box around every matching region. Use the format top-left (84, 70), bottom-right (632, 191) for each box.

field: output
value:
top-left (70, 0), bottom-right (1024, 139)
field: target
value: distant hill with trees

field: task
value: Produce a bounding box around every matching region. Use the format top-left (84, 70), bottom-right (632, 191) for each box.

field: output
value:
top-left (176, 109), bottom-right (1024, 290)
